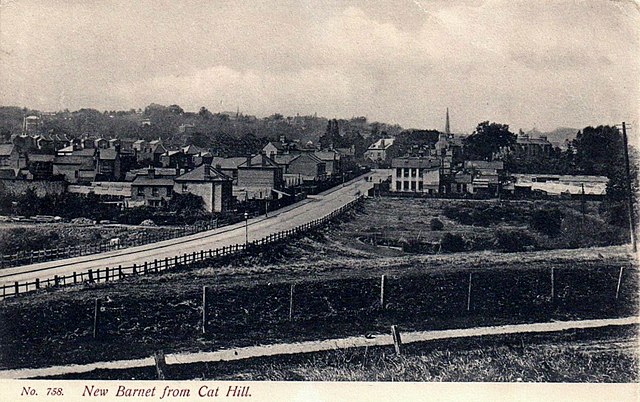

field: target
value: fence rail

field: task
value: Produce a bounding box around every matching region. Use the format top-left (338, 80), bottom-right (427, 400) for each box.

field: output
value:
top-left (0, 196), bottom-right (365, 300)
top-left (0, 221), bottom-right (222, 270)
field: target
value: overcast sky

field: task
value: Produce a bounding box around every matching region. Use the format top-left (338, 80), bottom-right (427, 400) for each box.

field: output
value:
top-left (1, 0), bottom-right (639, 134)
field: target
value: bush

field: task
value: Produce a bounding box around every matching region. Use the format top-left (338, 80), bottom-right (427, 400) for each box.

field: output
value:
top-left (530, 208), bottom-right (563, 237)
top-left (493, 229), bottom-right (537, 252)
top-left (440, 233), bottom-right (466, 252)
top-left (430, 218), bottom-right (444, 231)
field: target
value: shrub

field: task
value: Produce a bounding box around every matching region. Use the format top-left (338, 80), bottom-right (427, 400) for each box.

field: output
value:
top-left (493, 229), bottom-right (537, 252)
top-left (440, 233), bottom-right (466, 252)
top-left (530, 208), bottom-right (563, 237)
top-left (430, 218), bottom-right (444, 231)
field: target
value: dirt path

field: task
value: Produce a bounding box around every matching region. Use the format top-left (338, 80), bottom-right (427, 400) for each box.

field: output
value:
top-left (1, 316), bottom-right (635, 379)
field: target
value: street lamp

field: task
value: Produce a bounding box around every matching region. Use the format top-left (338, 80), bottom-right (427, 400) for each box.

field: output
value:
top-left (244, 211), bottom-right (248, 247)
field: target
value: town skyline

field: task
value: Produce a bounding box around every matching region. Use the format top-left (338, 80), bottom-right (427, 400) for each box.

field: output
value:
top-left (1, 1), bottom-right (639, 135)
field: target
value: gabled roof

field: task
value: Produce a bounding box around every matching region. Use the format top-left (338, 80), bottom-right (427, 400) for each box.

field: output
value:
top-left (210, 157), bottom-right (246, 169)
top-left (53, 155), bottom-right (95, 168)
top-left (58, 145), bottom-right (75, 153)
top-left (175, 164), bottom-right (232, 182)
top-left (391, 157), bottom-right (440, 169)
top-left (131, 176), bottom-right (175, 186)
top-left (182, 144), bottom-right (205, 155)
top-left (367, 138), bottom-right (395, 151)
top-left (238, 154), bottom-right (280, 168)
top-left (265, 141), bottom-right (286, 151)
top-left (0, 144), bottom-right (15, 157)
top-left (73, 148), bottom-right (97, 157)
top-left (273, 154), bottom-right (300, 165)
top-left (464, 160), bottom-right (504, 170)
top-left (314, 150), bottom-right (340, 161)
top-left (99, 149), bottom-right (118, 160)
top-left (29, 154), bottom-right (55, 162)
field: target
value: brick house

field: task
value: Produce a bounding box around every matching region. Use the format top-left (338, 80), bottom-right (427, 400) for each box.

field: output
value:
top-left (130, 167), bottom-right (176, 207)
top-left (174, 164), bottom-right (234, 212)
top-left (391, 157), bottom-right (441, 194)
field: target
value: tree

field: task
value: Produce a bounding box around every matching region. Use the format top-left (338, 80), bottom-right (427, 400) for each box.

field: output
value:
top-left (464, 121), bottom-right (516, 161)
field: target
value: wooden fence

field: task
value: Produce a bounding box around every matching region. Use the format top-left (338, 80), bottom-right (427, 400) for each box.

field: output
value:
top-left (0, 196), bottom-right (365, 300)
top-left (0, 221), bottom-right (220, 269)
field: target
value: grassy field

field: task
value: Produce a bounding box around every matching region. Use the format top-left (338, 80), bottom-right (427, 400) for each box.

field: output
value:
top-left (0, 222), bottom-right (190, 255)
top-left (0, 197), bottom-right (637, 377)
top-left (334, 197), bottom-right (628, 255)
top-left (46, 325), bottom-right (638, 382)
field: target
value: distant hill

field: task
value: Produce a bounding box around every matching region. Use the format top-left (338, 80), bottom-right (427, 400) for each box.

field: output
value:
top-left (526, 127), bottom-right (579, 148)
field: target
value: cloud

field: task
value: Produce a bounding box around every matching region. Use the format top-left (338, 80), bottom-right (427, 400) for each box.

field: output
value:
top-left (0, 0), bottom-right (638, 133)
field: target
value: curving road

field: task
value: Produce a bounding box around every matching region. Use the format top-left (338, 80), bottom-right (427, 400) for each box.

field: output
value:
top-left (0, 170), bottom-right (391, 288)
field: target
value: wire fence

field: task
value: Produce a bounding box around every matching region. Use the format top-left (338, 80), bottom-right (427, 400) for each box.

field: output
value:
top-left (0, 196), bottom-right (365, 300)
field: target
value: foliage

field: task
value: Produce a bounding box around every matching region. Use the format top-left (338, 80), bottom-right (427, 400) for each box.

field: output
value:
top-left (430, 218), bottom-right (444, 231)
top-left (440, 233), bottom-right (466, 252)
top-left (464, 121), bottom-right (516, 161)
top-left (493, 228), bottom-right (537, 252)
top-left (529, 208), bottom-right (563, 237)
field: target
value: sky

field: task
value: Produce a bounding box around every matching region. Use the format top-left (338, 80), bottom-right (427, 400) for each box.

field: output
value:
top-left (1, 0), bottom-right (639, 135)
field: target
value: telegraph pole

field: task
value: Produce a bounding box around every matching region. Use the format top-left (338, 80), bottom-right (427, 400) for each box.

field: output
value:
top-left (622, 122), bottom-right (637, 252)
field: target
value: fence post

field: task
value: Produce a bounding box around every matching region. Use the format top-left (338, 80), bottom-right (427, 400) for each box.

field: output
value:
top-left (165, 257), bottom-right (169, 270)
top-left (93, 298), bottom-right (101, 339)
top-left (14, 281), bottom-right (19, 295)
top-left (391, 325), bottom-right (402, 355)
top-left (154, 259), bottom-right (158, 273)
top-left (88, 269), bottom-right (94, 282)
top-left (289, 283), bottom-right (295, 321)
top-left (54, 275), bottom-right (59, 286)
top-left (154, 350), bottom-right (168, 380)
top-left (380, 275), bottom-right (387, 309)
top-left (73, 272), bottom-right (77, 284)
top-left (144, 262), bottom-right (148, 275)
top-left (466, 272), bottom-right (473, 312)
top-left (192, 251), bottom-right (196, 264)
top-left (616, 266), bottom-right (624, 300)
top-left (550, 267), bottom-right (554, 300)
top-left (119, 265), bottom-right (123, 280)
top-left (35, 278), bottom-right (40, 290)
top-left (202, 286), bottom-right (209, 334)
top-left (133, 264), bottom-right (137, 275)
top-left (105, 268), bottom-right (109, 282)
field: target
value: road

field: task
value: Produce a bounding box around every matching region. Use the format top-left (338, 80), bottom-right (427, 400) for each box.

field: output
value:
top-left (0, 170), bottom-right (391, 287)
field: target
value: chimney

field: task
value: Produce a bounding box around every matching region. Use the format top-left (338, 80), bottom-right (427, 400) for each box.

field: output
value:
top-left (280, 135), bottom-right (286, 144)
top-left (246, 156), bottom-right (252, 167)
top-left (381, 139), bottom-right (385, 147)
top-left (203, 164), bottom-right (211, 178)
top-left (215, 164), bottom-right (222, 170)
top-left (147, 166), bottom-right (155, 179)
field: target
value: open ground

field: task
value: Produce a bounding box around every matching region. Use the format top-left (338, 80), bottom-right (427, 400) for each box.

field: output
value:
top-left (0, 196), bottom-right (636, 381)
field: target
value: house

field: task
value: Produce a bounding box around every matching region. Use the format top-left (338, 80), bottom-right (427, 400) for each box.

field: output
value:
top-left (94, 138), bottom-right (109, 149)
top-left (464, 160), bottom-right (504, 195)
top-left (130, 167), bottom-right (176, 207)
top-left (236, 154), bottom-right (285, 200)
top-left (275, 152), bottom-right (326, 182)
top-left (314, 150), bottom-right (341, 176)
top-left (263, 141), bottom-right (287, 159)
top-left (96, 149), bottom-right (121, 181)
top-left (210, 156), bottom-right (247, 184)
top-left (514, 134), bottom-right (553, 157)
top-left (174, 164), bottom-right (234, 212)
top-left (161, 150), bottom-right (190, 170)
top-left (26, 154), bottom-right (55, 180)
top-left (364, 138), bottom-right (395, 162)
top-left (0, 144), bottom-right (26, 170)
top-left (52, 148), bottom-right (97, 184)
top-left (34, 134), bottom-right (55, 152)
top-left (137, 139), bottom-right (167, 165)
top-left (391, 157), bottom-right (441, 194)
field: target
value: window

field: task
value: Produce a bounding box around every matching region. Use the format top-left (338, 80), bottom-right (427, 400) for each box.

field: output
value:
top-left (137, 186), bottom-right (144, 196)
top-left (403, 181), bottom-right (409, 190)
top-left (411, 181), bottom-right (416, 191)
top-left (395, 181), bottom-right (401, 190)
top-left (182, 183), bottom-right (188, 192)
top-left (403, 168), bottom-right (409, 178)
top-left (411, 169), bottom-right (416, 178)
top-left (418, 169), bottom-right (423, 178)
top-left (396, 168), bottom-right (402, 178)
top-left (152, 187), bottom-right (159, 197)
top-left (418, 182), bottom-right (424, 191)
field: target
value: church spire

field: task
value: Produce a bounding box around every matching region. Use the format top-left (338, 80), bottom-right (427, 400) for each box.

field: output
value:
top-left (445, 108), bottom-right (451, 134)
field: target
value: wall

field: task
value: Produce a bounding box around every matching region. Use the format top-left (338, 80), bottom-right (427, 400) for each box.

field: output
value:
top-left (0, 179), bottom-right (66, 197)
